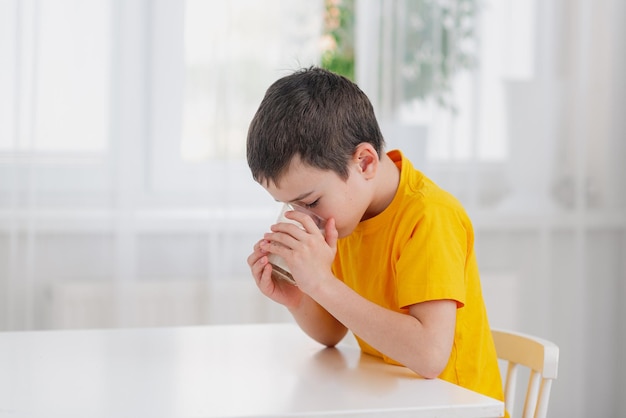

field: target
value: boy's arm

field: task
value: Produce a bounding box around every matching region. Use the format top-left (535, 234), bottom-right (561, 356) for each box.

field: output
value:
top-left (249, 240), bottom-right (347, 347)
top-left (288, 292), bottom-right (348, 347)
top-left (260, 213), bottom-right (455, 375)
top-left (306, 276), bottom-right (457, 379)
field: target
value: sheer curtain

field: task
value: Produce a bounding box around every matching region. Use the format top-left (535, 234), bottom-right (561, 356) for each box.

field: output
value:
top-left (0, 0), bottom-right (322, 331)
top-left (356, 1), bottom-right (625, 417)
top-left (1, 0), bottom-right (625, 417)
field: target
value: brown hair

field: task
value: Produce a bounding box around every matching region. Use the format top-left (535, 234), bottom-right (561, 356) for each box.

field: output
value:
top-left (246, 66), bottom-right (384, 186)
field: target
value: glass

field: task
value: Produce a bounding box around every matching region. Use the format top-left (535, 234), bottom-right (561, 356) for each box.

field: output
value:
top-left (267, 203), bottom-right (326, 285)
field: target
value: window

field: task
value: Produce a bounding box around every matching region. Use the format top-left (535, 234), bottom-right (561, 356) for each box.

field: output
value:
top-left (354, 0), bottom-right (536, 163)
top-left (179, 0), bottom-right (324, 162)
top-left (1, 0), bottom-right (537, 200)
top-left (149, 0), bottom-right (324, 196)
top-left (0, 0), bottom-right (110, 154)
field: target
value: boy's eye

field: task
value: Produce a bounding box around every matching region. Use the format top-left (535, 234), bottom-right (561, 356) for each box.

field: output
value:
top-left (304, 199), bottom-right (320, 209)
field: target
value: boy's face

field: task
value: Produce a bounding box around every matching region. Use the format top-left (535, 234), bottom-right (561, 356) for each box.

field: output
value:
top-left (263, 155), bottom-right (374, 239)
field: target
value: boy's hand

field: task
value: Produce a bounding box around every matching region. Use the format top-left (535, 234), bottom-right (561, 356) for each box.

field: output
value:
top-left (247, 239), bottom-right (304, 309)
top-left (262, 210), bottom-right (338, 294)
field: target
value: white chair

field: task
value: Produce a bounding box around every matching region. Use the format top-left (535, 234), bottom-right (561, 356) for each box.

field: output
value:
top-left (491, 329), bottom-right (559, 418)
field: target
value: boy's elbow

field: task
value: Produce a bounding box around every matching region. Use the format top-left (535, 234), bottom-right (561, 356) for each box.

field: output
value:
top-left (319, 329), bottom-right (349, 348)
top-left (322, 340), bottom-right (340, 348)
top-left (407, 351), bottom-right (449, 379)
top-left (417, 367), bottom-right (443, 380)
top-left (307, 326), bottom-right (348, 348)
top-left (407, 362), bottom-right (443, 379)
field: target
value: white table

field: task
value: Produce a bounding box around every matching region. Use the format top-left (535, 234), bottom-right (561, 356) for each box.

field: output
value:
top-left (0, 323), bottom-right (504, 417)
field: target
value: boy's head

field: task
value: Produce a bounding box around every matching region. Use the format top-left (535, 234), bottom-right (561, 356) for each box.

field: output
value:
top-left (246, 66), bottom-right (385, 188)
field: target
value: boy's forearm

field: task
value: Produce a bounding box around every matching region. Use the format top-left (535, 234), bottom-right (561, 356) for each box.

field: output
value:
top-left (307, 277), bottom-right (454, 379)
top-left (289, 293), bottom-right (348, 347)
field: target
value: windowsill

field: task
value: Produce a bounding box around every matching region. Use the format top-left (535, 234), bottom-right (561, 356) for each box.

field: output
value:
top-left (470, 209), bottom-right (626, 231)
top-left (0, 207), bottom-right (276, 233)
top-left (0, 207), bottom-right (624, 233)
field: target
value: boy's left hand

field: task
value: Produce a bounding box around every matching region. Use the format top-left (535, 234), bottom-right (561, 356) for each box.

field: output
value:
top-left (262, 210), bottom-right (338, 293)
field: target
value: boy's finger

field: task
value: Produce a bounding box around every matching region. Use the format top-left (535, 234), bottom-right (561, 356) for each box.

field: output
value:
top-left (324, 218), bottom-right (339, 248)
top-left (283, 210), bottom-right (324, 234)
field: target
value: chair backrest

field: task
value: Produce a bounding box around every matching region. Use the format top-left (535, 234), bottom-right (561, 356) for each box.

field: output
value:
top-left (491, 329), bottom-right (559, 418)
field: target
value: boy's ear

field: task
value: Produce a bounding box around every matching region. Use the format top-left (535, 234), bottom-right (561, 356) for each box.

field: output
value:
top-left (353, 143), bottom-right (379, 179)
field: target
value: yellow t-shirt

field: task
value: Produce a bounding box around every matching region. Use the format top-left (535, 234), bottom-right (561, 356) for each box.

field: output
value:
top-left (332, 150), bottom-right (504, 403)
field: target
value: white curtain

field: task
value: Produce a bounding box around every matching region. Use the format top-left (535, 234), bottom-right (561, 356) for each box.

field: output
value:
top-left (0, 0), bottom-right (322, 331)
top-left (1, 0), bottom-right (625, 417)
top-left (356, 1), bottom-right (626, 417)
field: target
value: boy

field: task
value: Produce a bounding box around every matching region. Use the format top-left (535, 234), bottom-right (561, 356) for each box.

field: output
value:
top-left (246, 66), bottom-right (504, 402)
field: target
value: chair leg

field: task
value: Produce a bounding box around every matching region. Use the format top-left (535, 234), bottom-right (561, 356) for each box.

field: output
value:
top-left (504, 362), bottom-right (518, 415)
top-left (522, 371), bottom-right (541, 418)
top-left (534, 379), bottom-right (553, 418)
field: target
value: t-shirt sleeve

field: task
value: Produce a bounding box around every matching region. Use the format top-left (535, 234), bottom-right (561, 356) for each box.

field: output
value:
top-left (396, 204), bottom-right (468, 309)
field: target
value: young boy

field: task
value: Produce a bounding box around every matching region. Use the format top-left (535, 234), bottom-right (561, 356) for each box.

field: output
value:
top-left (246, 66), bottom-right (504, 403)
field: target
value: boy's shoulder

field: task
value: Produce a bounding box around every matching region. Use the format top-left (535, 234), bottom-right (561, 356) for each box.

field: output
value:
top-left (393, 152), bottom-right (468, 219)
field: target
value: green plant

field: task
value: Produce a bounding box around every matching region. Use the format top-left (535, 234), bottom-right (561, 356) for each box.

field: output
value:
top-left (402, 0), bottom-right (479, 109)
top-left (321, 0), bottom-right (355, 81)
top-left (320, 0), bottom-right (479, 110)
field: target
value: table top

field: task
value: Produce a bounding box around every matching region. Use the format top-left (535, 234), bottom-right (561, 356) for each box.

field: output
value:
top-left (0, 323), bottom-right (503, 418)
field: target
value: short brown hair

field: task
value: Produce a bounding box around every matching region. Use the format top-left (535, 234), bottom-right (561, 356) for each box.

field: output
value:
top-left (246, 66), bottom-right (384, 187)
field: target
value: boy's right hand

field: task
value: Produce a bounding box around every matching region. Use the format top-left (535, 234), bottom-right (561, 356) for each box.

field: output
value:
top-left (247, 239), bottom-right (303, 309)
